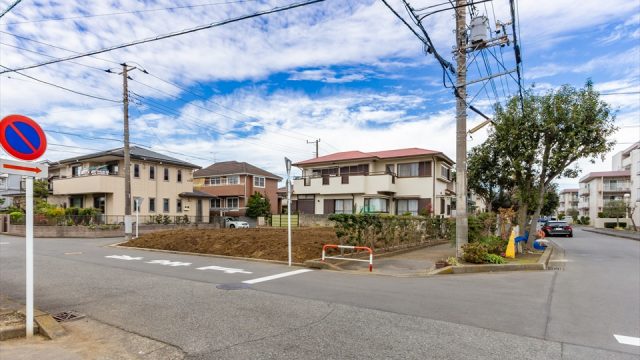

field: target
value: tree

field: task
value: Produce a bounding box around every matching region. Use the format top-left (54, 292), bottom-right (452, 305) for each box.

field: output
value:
top-left (245, 192), bottom-right (271, 218)
top-left (488, 81), bottom-right (616, 248)
top-left (567, 208), bottom-right (579, 219)
top-left (34, 179), bottom-right (49, 199)
top-left (541, 185), bottom-right (559, 216)
top-left (467, 137), bottom-right (514, 213)
top-left (603, 200), bottom-right (626, 228)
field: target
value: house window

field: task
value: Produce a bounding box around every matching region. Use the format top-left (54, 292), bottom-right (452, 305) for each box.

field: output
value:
top-left (149, 165), bottom-right (155, 180)
top-left (72, 165), bottom-right (82, 177)
top-left (163, 198), bottom-right (170, 213)
top-left (227, 197), bottom-right (239, 209)
top-left (385, 164), bottom-right (395, 175)
top-left (322, 176), bottom-right (330, 185)
top-left (341, 175), bottom-right (349, 184)
top-left (440, 165), bottom-right (451, 180)
top-left (207, 177), bottom-right (221, 186)
top-left (210, 198), bottom-right (221, 209)
top-left (335, 199), bottom-right (353, 214)
top-left (134, 164), bottom-right (140, 178)
top-left (163, 168), bottom-right (169, 181)
top-left (398, 163), bottom-right (419, 177)
top-left (227, 176), bottom-right (239, 185)
top-left (397, 199), bottom-right (419, 216)
top-left (69, 196), bottom-right (83, 208)
top-left (176, 199), bottom-right (182, 213)
top-left (364, 198), bottom-right (388, 213)
top-left (440, 198), bottom-right (445, 215)
top-left (177, 170), bottom-right (182, 183)
top-left (149, 198), bottom-right (156, 212)
top-left (254, 176), bottom-right (265, 188)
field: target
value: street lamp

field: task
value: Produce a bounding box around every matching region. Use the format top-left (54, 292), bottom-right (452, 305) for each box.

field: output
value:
top-left (285, 157), bottom-right (292, 267)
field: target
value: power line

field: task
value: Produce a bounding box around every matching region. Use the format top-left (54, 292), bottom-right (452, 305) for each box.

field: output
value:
top-left (0, 0), bottom-right (22, 19)
top-left (0, 42), bottom-right (109, 71)
top-left (0, 0), bottom-right (327, 75)
top-left (0, 64), bottom-right (121, 103)
top-left (600, 91), bottom-right (640, 96)
top-left (1, 0), bottom-right (261, 25)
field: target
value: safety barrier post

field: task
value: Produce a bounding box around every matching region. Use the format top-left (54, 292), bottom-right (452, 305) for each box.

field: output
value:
top-left (321, 244), bottom-right (373, 272)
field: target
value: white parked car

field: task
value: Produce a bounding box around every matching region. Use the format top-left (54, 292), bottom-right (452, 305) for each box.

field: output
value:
top-left (224, 217), bottom-right (249, 228)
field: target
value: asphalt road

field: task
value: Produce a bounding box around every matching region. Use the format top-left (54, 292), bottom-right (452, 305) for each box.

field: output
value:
top-left (0, 228), bottom-right (638, 359)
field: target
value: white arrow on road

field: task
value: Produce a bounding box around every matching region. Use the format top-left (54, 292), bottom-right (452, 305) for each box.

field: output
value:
top-left (146, 260), bottom-right (191, 267)
top-left (106, 255), bottom-right (143, 261)
top-left (614, 334), bottom-right (640, 346)
top-left (197, 265), bottom-right (252, 274)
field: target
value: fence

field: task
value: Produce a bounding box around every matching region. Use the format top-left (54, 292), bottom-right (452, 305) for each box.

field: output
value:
top-left (9, 214), bottom-right (207, 226)
top-left (271, 214), bottom-right (299, 227)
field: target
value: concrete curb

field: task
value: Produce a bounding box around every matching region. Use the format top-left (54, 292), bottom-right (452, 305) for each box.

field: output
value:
top-left (538, 245), bottom-right (554, 270)
top-left (582, 227), bottom-right (640, 241)
top-left (430, 247), bottom-right (552, 275)
top-left (17, 308), bottom-right (66, 340)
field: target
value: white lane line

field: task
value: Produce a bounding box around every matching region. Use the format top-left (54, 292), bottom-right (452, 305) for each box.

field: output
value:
top-left (105, 255), bottom-right (143, 261)
top-left (242, 269), bottom-right (313, 284)
top-left (146, 260), bottom-right (191, 267)
top-left (0, 242), bottom-right (10, 245)
top-left (614, 334), bottom-right (640, 346)
top-left (197, 265), bottom-right (252, 274)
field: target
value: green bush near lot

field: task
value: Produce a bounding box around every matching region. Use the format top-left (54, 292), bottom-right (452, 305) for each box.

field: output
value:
top-left (604, 222), bottom-right (627, 229)
top-left (483, 253), bottom-right (506, 264)
top-left (461, 242), bottom-right (488, 264)
top-left (476, 235), bottom-right (508, 255)
top-left (9, 211), bottom-right (24, 224)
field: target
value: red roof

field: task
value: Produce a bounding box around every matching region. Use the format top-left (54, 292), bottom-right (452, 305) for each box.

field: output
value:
top-left (579, 170), bottom-right (630, 183)
top-left (293, 148), bottom-right (452, 166)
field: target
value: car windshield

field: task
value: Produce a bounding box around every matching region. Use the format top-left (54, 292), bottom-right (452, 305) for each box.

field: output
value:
top-left (548, 221), bottom-right (568, 227)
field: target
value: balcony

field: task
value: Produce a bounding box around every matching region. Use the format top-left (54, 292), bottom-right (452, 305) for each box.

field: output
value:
top-left (602, 184), bottom-right (631, 192)
top-left (294, 172), bottom-right (395, 195)
top-left (53, 174), bottom-right (123, 195)
top-left (578, 201), bottom-right (589, 210)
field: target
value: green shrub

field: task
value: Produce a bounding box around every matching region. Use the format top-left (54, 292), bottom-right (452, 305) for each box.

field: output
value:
top-left (462, 242), bottom-right (488, 264)
top-left (9, 211), bottom-right (24, 223)
top-left (604, 222), bottom-right (627, 229)
top-left (476, 235), bottom-right (507, 255)
top-left (584, 216), bottom-right (590, 225)
top-left (484, 253), bottom-right (506, 264)
top-left (597, 212), bottom-right (604, 218)
top-left (446, 256), bottom-right (459, 266)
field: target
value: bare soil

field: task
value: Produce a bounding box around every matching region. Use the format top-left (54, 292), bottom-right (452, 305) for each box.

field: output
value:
top-left (123, 227), bottom-right (339, 263)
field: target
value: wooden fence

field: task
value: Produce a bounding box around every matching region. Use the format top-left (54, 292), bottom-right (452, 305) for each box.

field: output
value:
top-left (271, 214), bottom-right (299, 227)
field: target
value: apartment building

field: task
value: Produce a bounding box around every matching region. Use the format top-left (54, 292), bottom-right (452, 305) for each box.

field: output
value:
top-left (291, 148), bottom-right (455, 216)
top-left (193, 161), bottom-right (282, 216)
top-left (612, 141), bottom-right (640, 227)
top-left (578, 171), bottom-right (631, 221)
top-left (49, 146), bottom-right (208, 221)
top-left (558, 188), bottom-right (579, 215)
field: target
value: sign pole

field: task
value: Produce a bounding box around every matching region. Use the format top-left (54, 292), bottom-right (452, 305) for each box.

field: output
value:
top-left (285, 157), bottom-right (292, 267)
top-left (25, 177), bottom-right (34, 337)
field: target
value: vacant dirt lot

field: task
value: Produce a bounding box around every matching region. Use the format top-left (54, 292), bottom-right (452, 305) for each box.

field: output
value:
top-left (123, 227), bottom-right (339, 263)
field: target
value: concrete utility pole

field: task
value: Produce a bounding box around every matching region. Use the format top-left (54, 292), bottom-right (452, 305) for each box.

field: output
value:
top-left (120, 63), bottom-right (136, 241)
top-left (307, 139), bottom-right (320, 158)
top-left (454, 0), bottom-right (468, 257)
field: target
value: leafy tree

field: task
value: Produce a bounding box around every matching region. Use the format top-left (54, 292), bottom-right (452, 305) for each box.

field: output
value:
top-left (245, 192), bottom-right (271, 218)
top-left (567, 208), bottom-right (579, 219)
top-left (488, 82), bottom-right (616, 248)
top-left (603, 200), bottom-right (626, 219)
top-left (541, 185), bottom-right (560, 216)
top-left (467, 137), bottom-right (514, 213)
top-left (34, 179), bottom-right (49, 199)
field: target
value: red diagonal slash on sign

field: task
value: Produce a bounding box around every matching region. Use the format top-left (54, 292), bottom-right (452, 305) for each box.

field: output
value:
top-left (2, 163), bottom-right (42, 174)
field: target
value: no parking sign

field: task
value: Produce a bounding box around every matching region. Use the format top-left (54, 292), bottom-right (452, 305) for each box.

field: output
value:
top-left (0, 114), bottom-right (47, 161)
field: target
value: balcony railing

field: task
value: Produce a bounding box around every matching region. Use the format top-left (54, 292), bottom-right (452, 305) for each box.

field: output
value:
top-left (602, 184), bottom-right (630, 192)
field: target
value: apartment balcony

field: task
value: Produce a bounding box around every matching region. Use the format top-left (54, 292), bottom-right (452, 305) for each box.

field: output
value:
top-left (578, 201), bottom-right (590, 210)
top-left (602, 184), bottom-right (631, 193)
top-left (293, 172), bottom-right (395, 195)
top-left (578, 188), bottom-right (590, 196)
top-left (52, 174), bottom-right (123, 195)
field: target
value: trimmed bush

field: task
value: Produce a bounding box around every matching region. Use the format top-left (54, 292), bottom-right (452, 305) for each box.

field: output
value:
top-left (462, 242), bottom-right (488, 264)
top-left (484, 253), bottom-right (506, 264)
top-left (476, 235), bottom-right (508, 255)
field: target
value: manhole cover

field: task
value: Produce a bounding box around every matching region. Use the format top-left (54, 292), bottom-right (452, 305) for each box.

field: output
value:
top-left (216, 283), bottom-right (251, 291)
top-left (52, 311), bottom-right (85, 322)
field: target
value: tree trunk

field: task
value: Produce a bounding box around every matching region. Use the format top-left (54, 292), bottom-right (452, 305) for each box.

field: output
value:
top-left (517, 202), bottom-right (528, 236)
top-left (527, 183), bottom-right (547, 250)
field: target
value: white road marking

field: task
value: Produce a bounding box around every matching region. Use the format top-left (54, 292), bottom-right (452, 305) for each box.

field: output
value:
top-left (146, 259), bottom-right (191, 267)
top-left (614, 334), bottom-right (640, 346)
top-left (0, 242), bottom-right (9, 245)
top-left (106, 255), bottom-right (143, 261)
top-left (242, 269), bottom-right (313, 284)
top-left (64, 252), bottom-right (83, 255)
top-left (197, 265), bottom-right (252, 274)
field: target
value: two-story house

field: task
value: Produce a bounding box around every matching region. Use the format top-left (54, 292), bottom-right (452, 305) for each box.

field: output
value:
top-left (0, 173), bottom-right (22, 209)
top-left (49, 146), bottom-right (208, 221)
top-left (193, 161), bottom-right (282, 216)
top-left (292, 148), bottom-right (455, 216)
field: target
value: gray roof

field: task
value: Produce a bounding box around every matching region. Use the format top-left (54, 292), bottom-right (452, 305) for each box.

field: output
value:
top-left (53, 146), bottom-right (200, 169)
top-left (193, 161), bottom-right (282, 180)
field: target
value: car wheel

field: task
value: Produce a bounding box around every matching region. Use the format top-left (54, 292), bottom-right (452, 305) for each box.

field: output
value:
top-left (544, 230), bottom-right (550, 237)
top-left (569, 233), bottom-right (573, 238)
top-left (229, 224), bottom-right (235, 228)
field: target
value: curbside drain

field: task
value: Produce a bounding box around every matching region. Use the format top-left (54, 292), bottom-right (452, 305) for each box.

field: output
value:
top-left (216, 283), bottom-right (251, 291)
top-left (52, 311), bottom-right (85, 322)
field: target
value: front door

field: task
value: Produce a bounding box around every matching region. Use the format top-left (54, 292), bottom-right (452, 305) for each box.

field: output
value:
top-left (196, 199), bottom-right (203, 223)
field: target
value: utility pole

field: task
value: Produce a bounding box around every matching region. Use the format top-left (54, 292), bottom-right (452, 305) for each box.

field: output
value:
top-left (454, 0), bottom-right (468, 257)
top-left (120, 63), bottom-right (136, 241)
top-left (307, 139), bottom-right (320, 158)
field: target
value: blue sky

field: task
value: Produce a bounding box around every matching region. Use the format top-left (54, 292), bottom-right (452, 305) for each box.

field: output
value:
top-left (0, 0), bottom-right (638, 187)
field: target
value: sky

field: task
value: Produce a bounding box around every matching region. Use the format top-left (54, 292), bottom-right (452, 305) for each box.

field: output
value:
top-left (0, 0), bottom-right (638, 188)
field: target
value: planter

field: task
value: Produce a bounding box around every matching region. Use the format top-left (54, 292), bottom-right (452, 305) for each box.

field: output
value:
top-left (435, 260), bottom-right (449, 269)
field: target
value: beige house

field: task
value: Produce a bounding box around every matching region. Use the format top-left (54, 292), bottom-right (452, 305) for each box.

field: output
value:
top-left (292, 148), bottom-right (455, 216)
top-left (558, 188), bottom-right (579, 215)
top-left (49, 146), bottom-right (210, 222)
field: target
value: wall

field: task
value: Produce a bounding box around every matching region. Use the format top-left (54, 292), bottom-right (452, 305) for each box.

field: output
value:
top-left (4, 222), bottom-right (221, 238)
top-left (299, 214), bottom-right (333, 227)
top-left (593, 218), bottom-right (630, 229)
